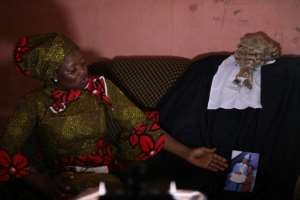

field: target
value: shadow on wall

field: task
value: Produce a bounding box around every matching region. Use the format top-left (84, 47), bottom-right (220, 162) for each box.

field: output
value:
top-left (0, 0), bottom-right (74, 131)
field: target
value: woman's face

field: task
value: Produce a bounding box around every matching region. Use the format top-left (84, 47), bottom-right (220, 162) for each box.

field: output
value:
top-left (57, 50), bottom-right (88, 90)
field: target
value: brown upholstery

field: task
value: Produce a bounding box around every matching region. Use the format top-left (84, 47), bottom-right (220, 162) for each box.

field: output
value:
top-left (109, 56), bottom-right (191, 109)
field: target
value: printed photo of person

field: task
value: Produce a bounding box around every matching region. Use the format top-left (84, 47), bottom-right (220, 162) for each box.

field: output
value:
top-left (224, 151), bottom-right (259, 192)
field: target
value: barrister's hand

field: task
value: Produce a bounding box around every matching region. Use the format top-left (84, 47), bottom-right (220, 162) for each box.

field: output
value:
top-left (187, 147), bottom-right (228, 172)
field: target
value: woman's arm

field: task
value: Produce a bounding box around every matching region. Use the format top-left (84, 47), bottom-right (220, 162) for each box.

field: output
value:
top-left (106, 80), bottom-right (227, 171)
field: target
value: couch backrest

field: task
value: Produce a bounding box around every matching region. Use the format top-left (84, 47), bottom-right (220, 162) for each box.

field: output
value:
top-left (109, 56), bottom-right (191, 110)
top-left (89, 56), bottom-right (191, 109)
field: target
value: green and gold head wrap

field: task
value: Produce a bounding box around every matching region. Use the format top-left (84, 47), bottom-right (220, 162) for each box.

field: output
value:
top-left (14, 33), bottom-right (79, 81)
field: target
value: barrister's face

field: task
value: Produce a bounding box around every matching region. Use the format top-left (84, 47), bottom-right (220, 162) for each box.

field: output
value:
top-left (57, 50), bottom-right (88, 90)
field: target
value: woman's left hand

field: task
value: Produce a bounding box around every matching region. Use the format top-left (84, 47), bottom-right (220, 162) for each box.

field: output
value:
top-left (187, 147), bottom-right (228, 172)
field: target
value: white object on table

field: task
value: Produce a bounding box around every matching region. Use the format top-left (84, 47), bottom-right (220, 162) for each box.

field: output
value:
top-left (76, 182), bottom-right (106, 200)
top-left (168, 181), bottom-right (207, 200)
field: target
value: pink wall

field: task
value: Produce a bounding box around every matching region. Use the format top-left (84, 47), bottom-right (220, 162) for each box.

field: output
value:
top-left (1, 0), bottom-right (300, 126)
top-left (57, 0), bottom-right (300, 57)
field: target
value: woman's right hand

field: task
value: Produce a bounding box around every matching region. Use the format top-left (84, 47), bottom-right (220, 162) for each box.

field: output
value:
top-left (187, 147), bottom-right (228, 172)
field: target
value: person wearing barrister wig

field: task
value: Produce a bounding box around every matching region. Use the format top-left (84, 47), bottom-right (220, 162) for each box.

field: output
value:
top-left (158, 32), bottom-right (300, 200)
top-left (0, 33), bottom-right (227, 199)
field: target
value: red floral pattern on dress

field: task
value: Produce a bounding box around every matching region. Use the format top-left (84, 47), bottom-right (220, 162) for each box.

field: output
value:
top-left (0, 149), bottom-right (29, 181)
top-left (49, 76), bottom-right (112, 113)
top-left (150, 122), bottom-right (160, 131)
top-left (49, 89), bottom-right (81, 113)
top-left (97, 138), bottom-right (113, 165)
top-left (74, 154), bottom-right (103, 166)
top-left (85, 76), bottom-right (112, 106)
top-left (55, 138), bottom-right (113, 168)
top-left (139, 135), bottom-right (155, 152)
top-left (14, 36), bottom-right (30, 75)
top-left (129, 123), bottom-right (147, 148)
top-left (14, 36), bottom-right (29, 62)
top-left (129, 118), bottom-right (165, 161)
top-left (135, 135), bottom-right (165, 160)
top-left (144, 111), bottom-right (159, 122)
top-left (145, 111), bottom-right (161, 131)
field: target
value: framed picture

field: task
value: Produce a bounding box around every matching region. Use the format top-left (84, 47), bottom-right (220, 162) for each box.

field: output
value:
top-left (224, 150), bottom-right (260, 192)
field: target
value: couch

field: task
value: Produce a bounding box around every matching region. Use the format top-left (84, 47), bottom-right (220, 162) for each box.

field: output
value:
top-left (89, 54), bottom-right (300, 200)
top-left (1, 54), bottom-right (299, 199)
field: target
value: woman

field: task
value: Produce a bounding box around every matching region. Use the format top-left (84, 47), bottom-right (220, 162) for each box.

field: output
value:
top-left (0, 33), bottom-right (227, 199)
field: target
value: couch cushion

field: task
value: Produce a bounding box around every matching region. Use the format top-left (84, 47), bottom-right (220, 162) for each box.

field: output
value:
top-left (110, 56), bottom-right (191, 109)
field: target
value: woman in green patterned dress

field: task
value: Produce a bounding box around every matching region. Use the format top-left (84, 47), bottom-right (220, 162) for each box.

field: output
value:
top-left (0, 33), bottom-right (227, 199)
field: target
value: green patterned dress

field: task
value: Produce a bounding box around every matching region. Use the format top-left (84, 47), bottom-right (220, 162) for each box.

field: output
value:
top-left (0, 77), bottom-right (166, 196)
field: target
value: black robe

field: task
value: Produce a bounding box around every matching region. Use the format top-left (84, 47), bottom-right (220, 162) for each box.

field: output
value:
top-left (157, 55), bottom-right (300, 200)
